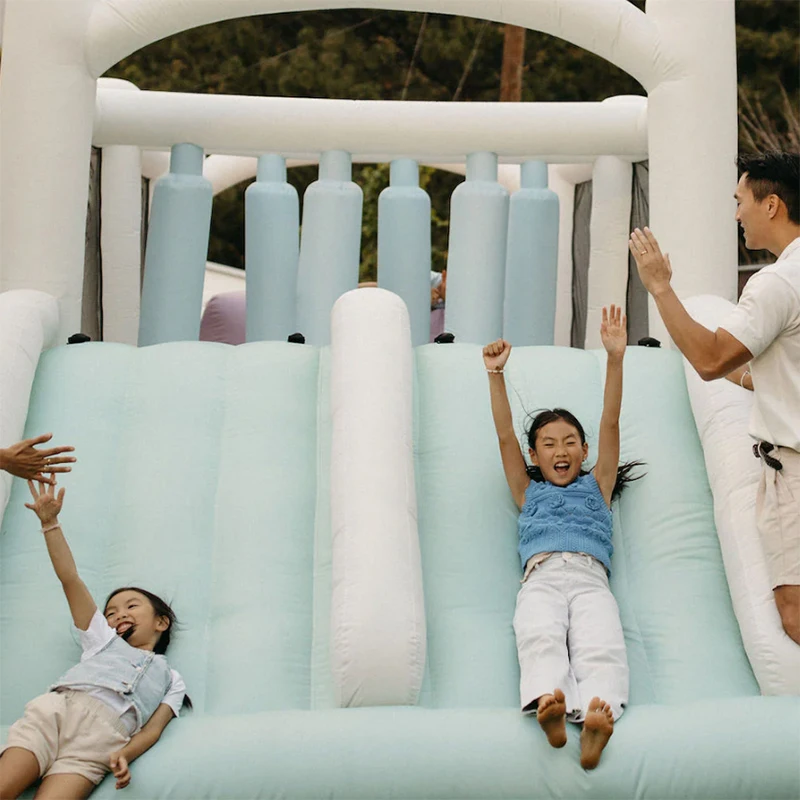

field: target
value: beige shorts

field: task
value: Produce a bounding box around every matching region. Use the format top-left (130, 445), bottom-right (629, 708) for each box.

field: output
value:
top-left (0, 690), bottom-right (129, 785)
top-left (756, 445), bottom-right (800, 589)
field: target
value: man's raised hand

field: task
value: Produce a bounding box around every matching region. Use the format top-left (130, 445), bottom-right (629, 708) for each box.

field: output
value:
top-left (0, 434), bottom-right (75, 483)
top-left (628, 227), bottom-right (673, 296)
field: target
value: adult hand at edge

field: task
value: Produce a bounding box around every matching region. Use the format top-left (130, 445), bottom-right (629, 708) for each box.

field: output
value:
top-left (0, 434), bottom-right (76, 483)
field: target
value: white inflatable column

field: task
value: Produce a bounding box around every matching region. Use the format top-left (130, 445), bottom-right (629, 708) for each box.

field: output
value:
top-left (330, 289), bottom-right (426, 707)
top-left (0, 291), bottom-right (60, 521)
top-left (585, 156), bottom-right (633, 349)
top-left (0, 0), bottom-right (98, 342)
top-left (98, 79), bottom-right (142, 345)
top-left (548, 168), bottom-right (573, 348)
top-left (549, 163), bottom-right (593, 347)
top-left (647, 0), bottom-right (738, 343)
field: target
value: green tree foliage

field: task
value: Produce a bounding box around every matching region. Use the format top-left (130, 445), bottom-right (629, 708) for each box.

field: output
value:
top-left (736, 0), bottom-right (800, 140)
top-left (105, 2), bottom-right (798, 274)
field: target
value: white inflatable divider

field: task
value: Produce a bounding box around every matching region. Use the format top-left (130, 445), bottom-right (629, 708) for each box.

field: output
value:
top-left (0, 290), bottom-right (60, 521)
top-left (584, 155), bottom-right (632, 349)
top-left (683, 294), bottom-right (800, 695)
top-left (97, 78), bottom-right (142, 346)
top-left (329, 288), bottom-right (426, 706)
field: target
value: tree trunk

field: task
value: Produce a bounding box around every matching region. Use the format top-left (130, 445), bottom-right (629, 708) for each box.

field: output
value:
top-left (499, 24), bottom-right (526, 102)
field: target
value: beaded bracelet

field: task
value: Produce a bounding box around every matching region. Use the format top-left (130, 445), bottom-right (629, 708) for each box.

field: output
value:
top-left (486, 368), bottom-right (504, 374)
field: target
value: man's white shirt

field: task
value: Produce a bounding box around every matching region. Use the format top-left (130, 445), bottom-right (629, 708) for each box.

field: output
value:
top-left (721, 236), bottom-right (800, 451)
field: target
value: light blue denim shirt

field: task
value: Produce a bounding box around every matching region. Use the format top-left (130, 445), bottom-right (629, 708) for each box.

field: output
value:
top-left (52, 633), bottom-right (173, 732)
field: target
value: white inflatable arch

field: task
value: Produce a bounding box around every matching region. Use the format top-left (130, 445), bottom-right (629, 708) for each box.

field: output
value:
top-left (0, 0), bottom-right (737, 344)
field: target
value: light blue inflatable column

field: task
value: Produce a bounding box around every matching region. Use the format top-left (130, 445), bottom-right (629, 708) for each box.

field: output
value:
top-left (377, 159), bottom-right (431, 347)
top-left (245, 155), bottom-right (300, 342)
top-left (138, 143), bottom-right (212, 346)
top-left (444, 152), bottom-right (509, 344)
top-left (503, 161), bottom-right (560, 345)
top-left (296, 151), bottom-right (363, 345)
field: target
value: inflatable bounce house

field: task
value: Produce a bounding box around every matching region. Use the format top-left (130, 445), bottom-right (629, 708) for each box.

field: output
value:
top-left (1, 1), bottom-right (798, 797)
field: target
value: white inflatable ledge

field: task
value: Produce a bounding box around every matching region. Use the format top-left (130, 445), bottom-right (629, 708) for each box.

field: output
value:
top-left (0, 290), bottom-right (60, 520)
top-left (683, 294), bottom-right (800, 695)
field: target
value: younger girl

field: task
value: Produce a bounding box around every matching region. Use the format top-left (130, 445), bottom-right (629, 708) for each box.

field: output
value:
top-left (0, 478), bottom-right (188, 799)
top-left (483, 305), bottom-right (641, 770)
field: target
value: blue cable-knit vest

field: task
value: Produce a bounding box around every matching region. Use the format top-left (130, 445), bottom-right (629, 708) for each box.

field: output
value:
top-left (518, 472), bottom-right (613, 573)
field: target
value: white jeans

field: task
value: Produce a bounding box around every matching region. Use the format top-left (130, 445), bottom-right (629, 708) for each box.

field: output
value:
top-left (513, 552), bottom-right (629, 722)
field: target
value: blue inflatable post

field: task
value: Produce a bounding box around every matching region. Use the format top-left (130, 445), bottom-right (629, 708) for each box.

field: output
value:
top-left (296, 151), bottom-right (363, 345)
top-left (503, 161), bottom-right (560, 345)
top-left (377, 159), bottom-right (431, 347)
top-left (138, 143), bottom-right (213, 346)
top-left (245, 155), bottom-right (300, 342)
top-left (444, 152), bottom-right (509, 345)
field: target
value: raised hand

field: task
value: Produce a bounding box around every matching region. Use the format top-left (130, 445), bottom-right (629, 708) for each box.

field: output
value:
top-left (628, 227), bottom-right (673, 296)
top-left (600, 305), bottom-right (627, 359)
top-left (483, 339), bottom-right (512, 372)
top-left (24, 475), bottom-right (65, 525)
top-left (0, 433), bottom-right (75, 483)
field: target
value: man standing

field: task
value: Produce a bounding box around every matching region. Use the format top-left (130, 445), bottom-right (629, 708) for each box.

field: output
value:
top-left (629, 151), bottom-right (800, 646)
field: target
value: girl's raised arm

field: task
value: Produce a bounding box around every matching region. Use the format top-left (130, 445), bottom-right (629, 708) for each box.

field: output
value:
top-left (595, 306), bottom-right (626, 507)
top-left (483, 339), bottom-right (529, 509)
top-left (25, 478), bottom-right (97, 630)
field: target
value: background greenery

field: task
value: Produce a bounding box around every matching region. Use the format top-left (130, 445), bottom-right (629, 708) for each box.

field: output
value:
top-left (106, 0), bottom-right (799, 275)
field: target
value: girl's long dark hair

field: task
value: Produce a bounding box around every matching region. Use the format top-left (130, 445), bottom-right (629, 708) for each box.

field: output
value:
top-left (525, 408), bottom-right (645, 500)
top-left (105, 587), bottom-right (192, 710)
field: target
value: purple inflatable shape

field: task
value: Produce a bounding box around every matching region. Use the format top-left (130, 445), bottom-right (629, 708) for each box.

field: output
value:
top-left (200, 291), bottom-right (246, 345)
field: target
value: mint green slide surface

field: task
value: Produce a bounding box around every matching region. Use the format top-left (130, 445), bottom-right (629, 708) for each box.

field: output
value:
top-left (2, 342), bottom-right (798, 798)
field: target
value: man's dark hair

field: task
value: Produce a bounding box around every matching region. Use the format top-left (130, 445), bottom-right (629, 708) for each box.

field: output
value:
top-left (736, 151), bottom-right (800, 225)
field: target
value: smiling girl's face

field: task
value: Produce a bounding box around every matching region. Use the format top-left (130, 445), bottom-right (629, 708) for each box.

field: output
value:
top-left (104, 590), bottom-right (169, 652)
top-left (529, 419), bottom-right (589, 486)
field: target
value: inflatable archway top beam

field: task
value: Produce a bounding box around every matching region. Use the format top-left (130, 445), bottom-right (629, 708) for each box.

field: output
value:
top-left (93, 90), bottom-right (648, 161)
top-left (86, 0), bottom-right (668, 89)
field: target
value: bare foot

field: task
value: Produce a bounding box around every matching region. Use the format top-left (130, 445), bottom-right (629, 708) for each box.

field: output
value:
top-left (536, 689), bottom-right (567, 748)
top-left (580, 697), bottom-right (614, 769)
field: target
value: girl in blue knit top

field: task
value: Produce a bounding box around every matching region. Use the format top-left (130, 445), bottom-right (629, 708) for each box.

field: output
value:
top-left (483, 305), bottom-right (641, 770)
